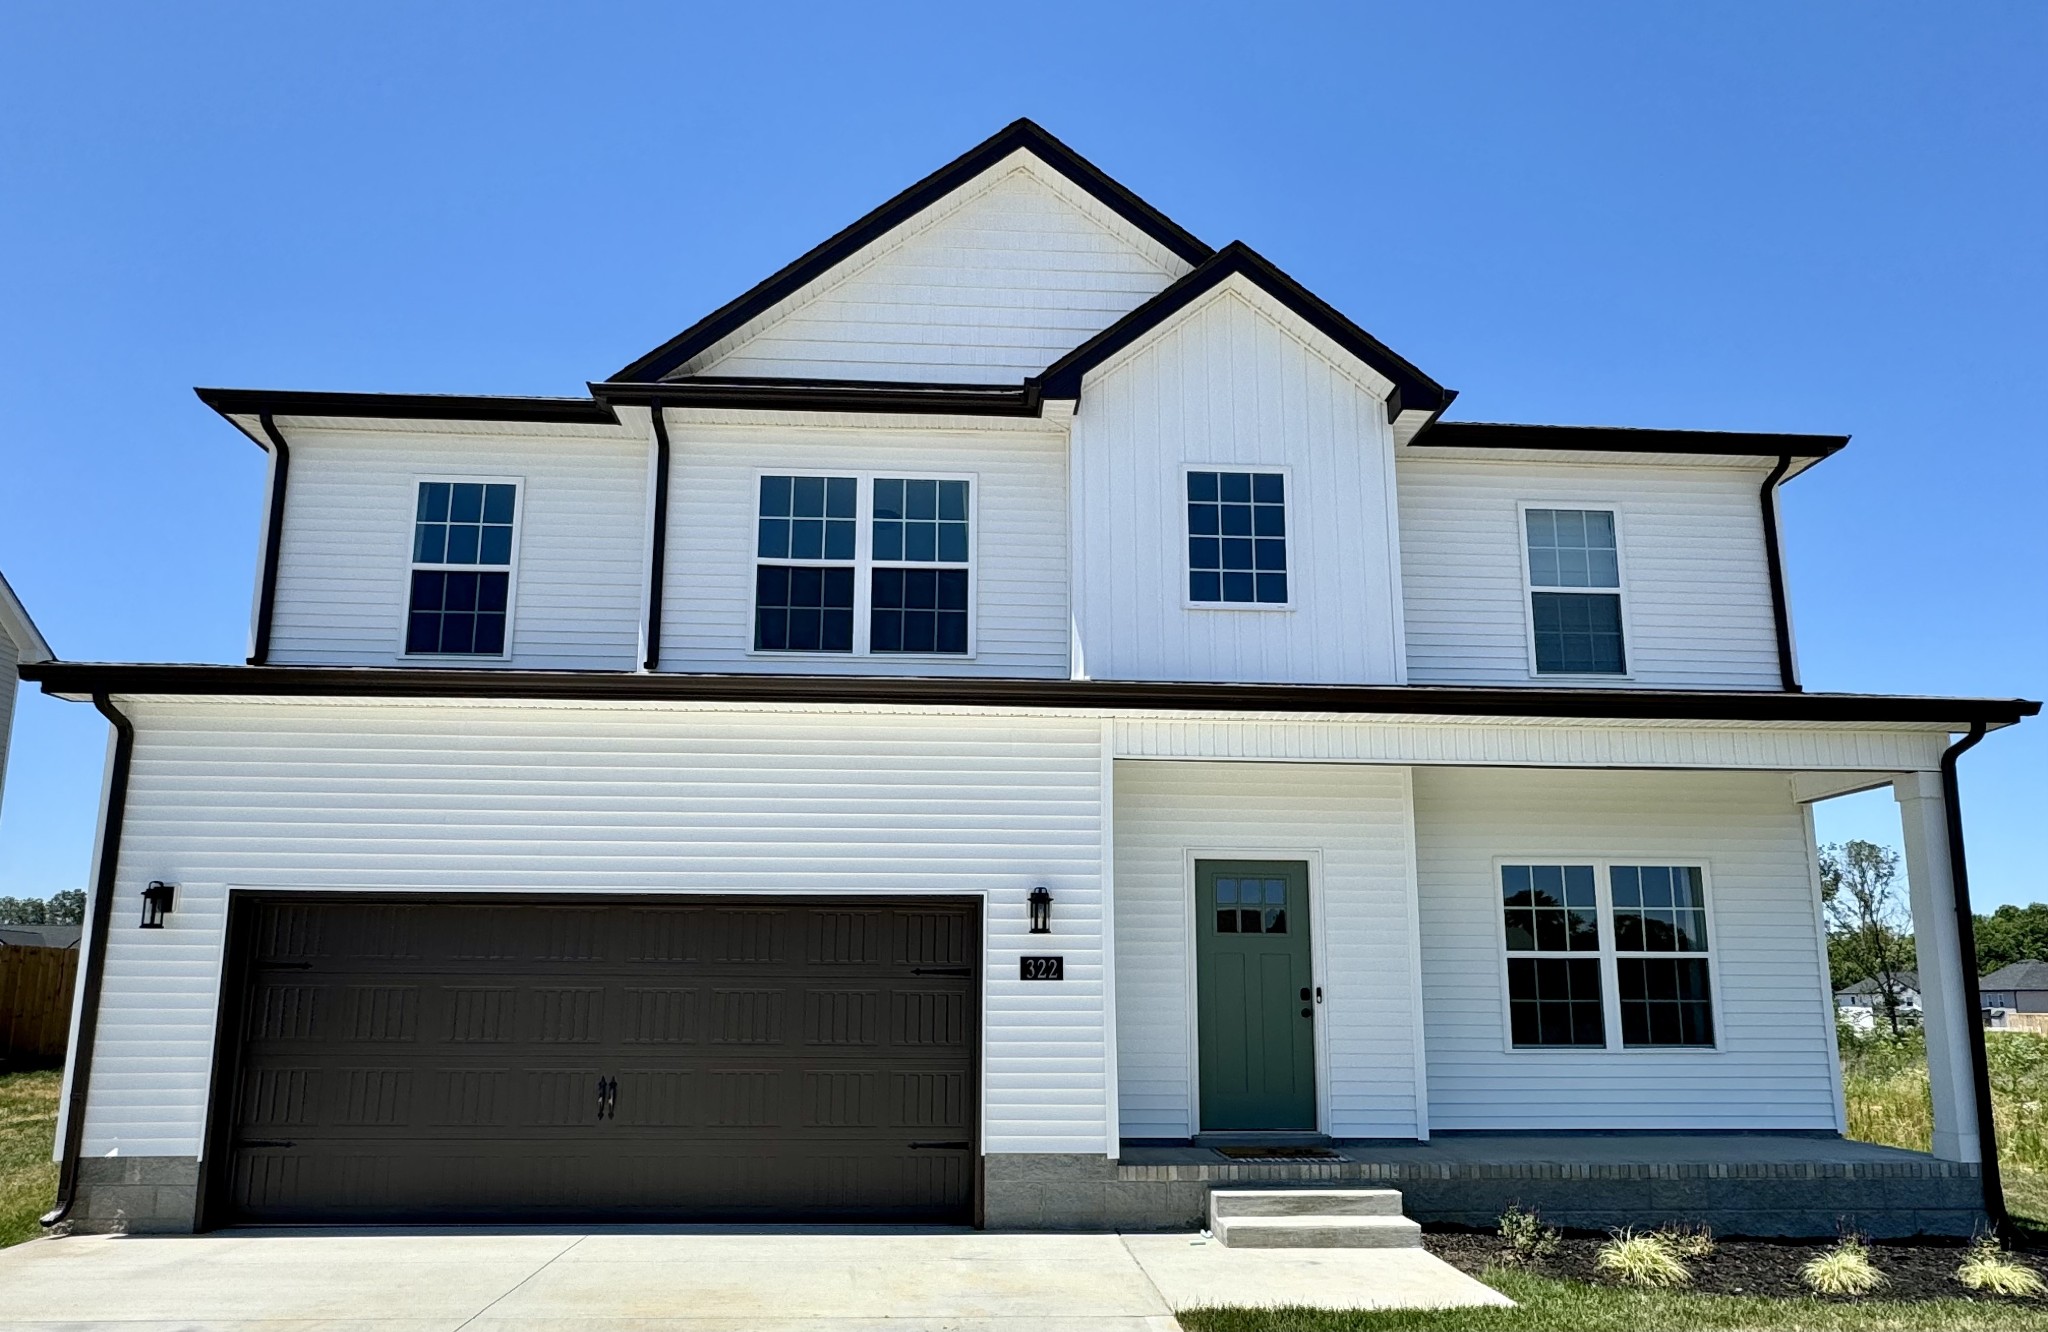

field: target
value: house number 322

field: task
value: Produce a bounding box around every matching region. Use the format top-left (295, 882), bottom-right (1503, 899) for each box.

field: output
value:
top-left (1018, 956), bottom-right (1064, 981)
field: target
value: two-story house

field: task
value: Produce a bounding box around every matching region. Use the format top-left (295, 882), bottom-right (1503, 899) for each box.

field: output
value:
top-left (23, 121), bottom-right (2034, 1239)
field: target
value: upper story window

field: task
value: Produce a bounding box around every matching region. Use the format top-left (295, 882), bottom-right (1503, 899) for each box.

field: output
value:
top-left (1187, 469), bottom-right (1288, 606)
top-left (754, 473), bottom-right (973, 656)
top-left (1501, 861), bottom-right (1716, 1051)
top-left (1523, 507), bottom-right (1625, 675)
top-left (407, 480), bottom-right (518, 656)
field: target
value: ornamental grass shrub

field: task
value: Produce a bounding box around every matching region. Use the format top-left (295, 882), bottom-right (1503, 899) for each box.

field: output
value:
top-left (1801, 1237), bottom-right (1888, 1297)
top-left (1957, 1236), bottom-right (2048, 1298)
top-left (1593, 1229), bottom-right (1690, 1289)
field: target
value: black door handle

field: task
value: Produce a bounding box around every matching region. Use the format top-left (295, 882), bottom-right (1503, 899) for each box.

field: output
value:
top-left (605, 1077), bottom-right (619, 1120)
top-left (1299, 987), bottom-right (1310, 1001)
top-left (1301, 1007), bottom-right (1312, 1018)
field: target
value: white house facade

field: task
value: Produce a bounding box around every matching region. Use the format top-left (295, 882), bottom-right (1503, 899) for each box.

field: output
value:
top-left (0, 571), bottom-right (52, 816)
top-left (23, 122), bottom-right (2032, 1237)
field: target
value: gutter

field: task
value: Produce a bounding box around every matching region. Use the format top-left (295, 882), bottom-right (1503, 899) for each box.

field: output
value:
top-left (644, 405), bottom-right (672, 670)
top-left (40, 694), bottom-right (134, 1227)
top-left (247, 414), bottom-right (291, 665)
top-left (1941, 720), bottom-right (2005, 1231)
top-left (1760, 453), bottom-right (1801, 692)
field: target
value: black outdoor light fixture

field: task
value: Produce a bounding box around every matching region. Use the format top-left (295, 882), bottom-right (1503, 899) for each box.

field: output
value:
top-left (140, 881), bottom-right (176, 929)
top-left (1028, 885), bottom-right (1053, 935)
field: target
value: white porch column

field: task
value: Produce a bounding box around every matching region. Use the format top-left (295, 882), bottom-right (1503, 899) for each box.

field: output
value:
top-left (1894, 770), bottom-right (1982, 1163)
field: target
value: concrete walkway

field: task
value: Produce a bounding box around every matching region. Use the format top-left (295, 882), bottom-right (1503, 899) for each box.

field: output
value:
top-left (0, 1227), bottom-right (1509, 1331)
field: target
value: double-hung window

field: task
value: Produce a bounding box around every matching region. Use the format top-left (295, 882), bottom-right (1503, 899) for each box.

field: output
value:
top-left (1501, 861), bottom-right (1716, 1050)
top-left (754, 473), bottom-right (973, 656)
top-left (1187, 469), bottom-right (1288, 606)
top-left (1523, 507), bottom-right (1626, 675)
top-left (407, 479), bottom-right (518, 656)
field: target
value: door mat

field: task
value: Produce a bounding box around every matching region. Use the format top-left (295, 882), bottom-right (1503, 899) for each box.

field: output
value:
top-left (1212, 1146), bottom-right (1341, 1161)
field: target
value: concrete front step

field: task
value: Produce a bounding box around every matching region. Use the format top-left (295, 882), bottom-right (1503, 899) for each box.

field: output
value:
top-left (1212, 1213), bottom-right (1425, 1249)
top-left (1210, 1188), bottom-right (1406, 1219)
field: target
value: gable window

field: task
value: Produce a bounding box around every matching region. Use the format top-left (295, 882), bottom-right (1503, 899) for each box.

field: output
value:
top-left (754, 473), bottom-right (973, 656)
top-left (407, 480), bottom-right (518, 656)
top-left (1523, 507), bottom-right (1625, 675)
top-left (1501, 861), bottom-right (1716, 1050)
top-left (1188, 470), bottom-right (1287, 605)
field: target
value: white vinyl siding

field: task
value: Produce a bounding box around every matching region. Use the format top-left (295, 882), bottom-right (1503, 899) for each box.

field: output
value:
top-left (1112, 760), bottom-right (1423, 1140)
top-left (80, 700), bottom-right (1109, 1160)
top-left (266, 426), bottom-right (647, 670)
top-left (1414, 766), bottom-right (1839, 1130)
top-left (693, 158), bottom-right (1187, 383)
top-left (661, 423), bottom-right (1068, 677)
top-left (1070, 283), bottom-right (1406, 685)
top-left (1398, 458), bottom-right (1781, 689)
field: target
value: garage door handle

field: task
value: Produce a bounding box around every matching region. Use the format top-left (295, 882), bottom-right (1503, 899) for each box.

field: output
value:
top-left (909, 1140), bottom-right (969, 1150)
top-left (912, 967), bottom-right (971, 976)
top-left (596, 1076), bottom-right (616, 1121)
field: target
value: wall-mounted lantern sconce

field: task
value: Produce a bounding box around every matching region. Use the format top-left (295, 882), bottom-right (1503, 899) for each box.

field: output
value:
top-left (1028, 886), bottom-right (1053, 935)
top-left (140, 881), bottom-right (176, 929)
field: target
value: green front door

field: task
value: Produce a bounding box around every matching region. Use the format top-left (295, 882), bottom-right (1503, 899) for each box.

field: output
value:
top-left (1195, 860), bottom-right (1315, 1132)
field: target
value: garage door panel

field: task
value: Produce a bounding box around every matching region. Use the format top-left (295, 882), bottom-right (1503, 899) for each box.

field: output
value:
top-left (218, 898), bottom-right (977, 1224)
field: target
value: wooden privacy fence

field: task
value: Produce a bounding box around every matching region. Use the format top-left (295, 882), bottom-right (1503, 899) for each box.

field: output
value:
top-left (0, 944), bottom-right (78, 1070)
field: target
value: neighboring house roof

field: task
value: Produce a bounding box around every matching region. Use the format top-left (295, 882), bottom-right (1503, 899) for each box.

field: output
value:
top-left (0, 571), bottom-right (52, 663)
top-left (0, 924), bottom-right (81, 949)
top-left (18, 662), bottom-right (2043, 727)
top-left (1836, 972), bottom-right (1921, 998)
top-left (1980, 960), bottom-right (2048, 992)
top-left (610, 119), bottom-right (1216, 385)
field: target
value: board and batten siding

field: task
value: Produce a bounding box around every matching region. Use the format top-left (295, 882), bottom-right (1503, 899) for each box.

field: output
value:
top-left (1398, 457), bottom-right (1781, 689)
top-left (264, 425), bottom-right (649, 670)
top-left (692, 157), bottom-right (1187, 384)
top-left (658, 422), bottom-right (1070, 677)
top-left (1070, 282), bottom-right (1407, 685)
top-left (82, 700), bottom-right (1109, 1159)
top-left (1414, 766), bottom-right (1841, 1130)
top-left (1113, 759), bottom-right (1424, 1140)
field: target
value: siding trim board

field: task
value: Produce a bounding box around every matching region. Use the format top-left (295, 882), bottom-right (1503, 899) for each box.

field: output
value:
top-left (610, 119), bottom-right (1214, 384)
top-left (23, 662), bottom-right (2037, 726)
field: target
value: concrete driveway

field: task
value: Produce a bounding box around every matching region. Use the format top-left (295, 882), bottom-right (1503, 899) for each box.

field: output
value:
top-left (0, 1227), bottom-right (1508, 1331)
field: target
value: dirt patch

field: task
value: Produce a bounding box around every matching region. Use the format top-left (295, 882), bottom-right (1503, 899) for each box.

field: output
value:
top-left (1424, 1230), bottom-right (2044, 1304)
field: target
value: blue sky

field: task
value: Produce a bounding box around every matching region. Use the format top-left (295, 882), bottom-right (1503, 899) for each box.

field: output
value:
top-left (0, 3), bottom-right (2041, 905)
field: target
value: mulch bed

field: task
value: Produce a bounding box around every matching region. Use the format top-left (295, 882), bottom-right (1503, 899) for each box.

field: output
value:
top-left (1424, 1230), bottom-right (2040, 1303)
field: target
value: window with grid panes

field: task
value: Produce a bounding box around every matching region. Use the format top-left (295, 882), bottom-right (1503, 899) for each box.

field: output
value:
top-left (755, 475), bottom-right (857, 652)
top-left (1500, 864), bottom-right (1606, 1047)
top-left (1187, 470), bottom-right (1288, 605)
top-left (1524, 507), bottom-right (1625, 674)
top-left (871, 478), bottom-right (969, 654)
top-left (407, 480), bottom-right (517, 656)
top-left (1610, 865), bottom-right (1715, 1047)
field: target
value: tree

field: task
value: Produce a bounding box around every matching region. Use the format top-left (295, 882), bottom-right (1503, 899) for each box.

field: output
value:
top-left (0, 891), bottom-right (86, 925)
top-left (1821, 840), bottom-right (1916, 1038)
top-left (1975, 902), bottom-right (2048, 974)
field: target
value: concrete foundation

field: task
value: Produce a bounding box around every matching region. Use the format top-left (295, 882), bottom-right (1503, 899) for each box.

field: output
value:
top-left (990, 1135), bottom-right (1986, 1239)
top-left (67, 1156), bottom-right (201, 1234)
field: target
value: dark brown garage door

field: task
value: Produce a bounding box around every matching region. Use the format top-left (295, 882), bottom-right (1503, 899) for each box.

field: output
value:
top-left (209, 897), bottom-right (977, 1224)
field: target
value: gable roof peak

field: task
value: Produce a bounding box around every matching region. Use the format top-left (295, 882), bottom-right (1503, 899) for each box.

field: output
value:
top-left (609, 119), bottom-right (1213, 384)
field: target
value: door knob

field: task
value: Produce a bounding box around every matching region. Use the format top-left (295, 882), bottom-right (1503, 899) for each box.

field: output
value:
top-left (1300, 1006), bottom-right (1312, 1018)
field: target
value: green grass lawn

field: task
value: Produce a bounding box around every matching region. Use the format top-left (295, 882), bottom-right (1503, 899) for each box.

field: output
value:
top-left (0, 1069), bottom-right (60, 1248)
top-left (1178, 1269), bottom-right (2048, 1332)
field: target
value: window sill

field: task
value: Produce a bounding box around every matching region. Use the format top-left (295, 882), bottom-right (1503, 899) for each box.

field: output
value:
top-left (1183, 601), bottom-right (1296, 613)
top-left (1527, 671), bottom-right (1635, 683)
top-left (744, 649), bottom-right (980, 664)
top-left (400, 653), bottom-right (513, 663)
top-left (1503, 1044), bottom-right (1726, 1056)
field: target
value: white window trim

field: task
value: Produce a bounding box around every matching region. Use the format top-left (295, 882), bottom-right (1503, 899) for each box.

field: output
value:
top-left (398, 474), bottom-right (524, 661)
top-left (1491, 855), bottom-right (1724, 1056)
top-left (1180, 463), bottom-right (1296, 613)
top-left (746, 468), bottom-right (980, 661)
top-left (1515, 499), bottom-right (1634, 680)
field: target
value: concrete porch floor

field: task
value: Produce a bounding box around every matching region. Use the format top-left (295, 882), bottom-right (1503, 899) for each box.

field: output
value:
top-left (0, 1227), bottom-right (1510, 1331)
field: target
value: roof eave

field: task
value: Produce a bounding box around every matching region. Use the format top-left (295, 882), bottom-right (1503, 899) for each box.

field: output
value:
top-left (21, 662), bottom-right (2038, 729)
